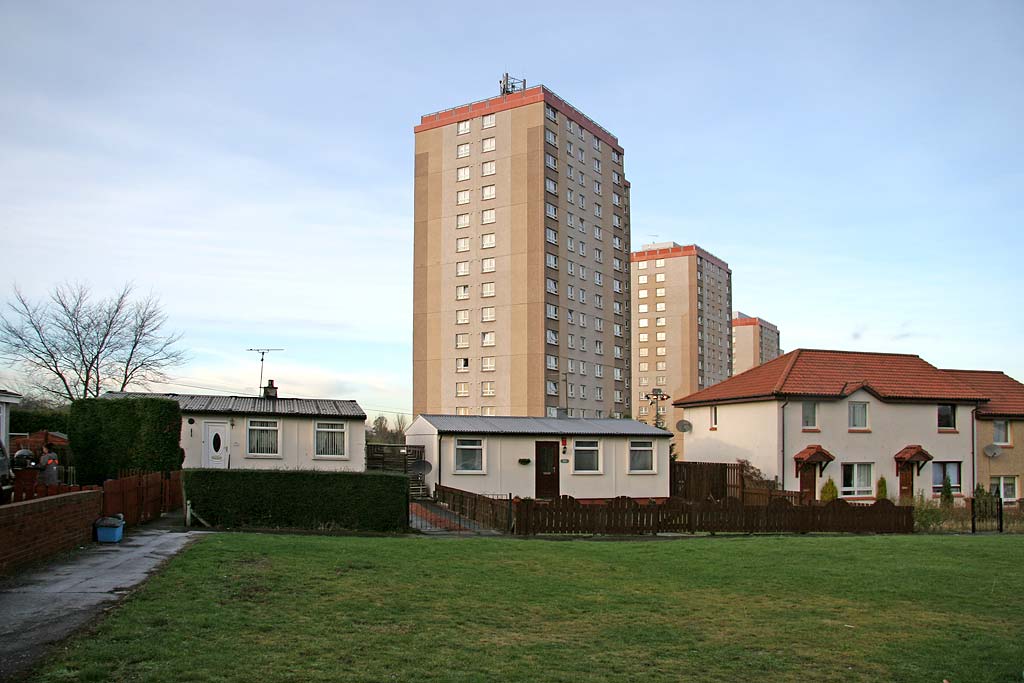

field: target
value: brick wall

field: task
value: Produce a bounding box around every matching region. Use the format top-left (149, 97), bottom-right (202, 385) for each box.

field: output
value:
top-left (0, 490), bottom-right (102, 574)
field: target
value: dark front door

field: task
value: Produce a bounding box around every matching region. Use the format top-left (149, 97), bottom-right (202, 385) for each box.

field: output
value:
top-left (535, 442), bottom-right (560, 499)
top-left (899, 465), bottom-right (914, 502)
top-left (799, 465), bottom-right (817, 505)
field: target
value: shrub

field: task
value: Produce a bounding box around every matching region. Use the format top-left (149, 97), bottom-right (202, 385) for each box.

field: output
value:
top-left (876, 477), bottom-right (888, 501)
top-left (820, 477), bottom-right (838, 502)
top-left (912, 493), bottom-right (946, 533)
top-left (68, 397), bottom-right (182, 484)
top-left (10, 407), bottom-right (70, 435)
top-left (940, 475), bottom-right (954, 509)
top-left (182, 469), bottom-right (409, 532)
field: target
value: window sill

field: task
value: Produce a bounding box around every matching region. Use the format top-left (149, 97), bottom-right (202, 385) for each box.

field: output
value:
top-left (848, 429), bottom-right (872, 433)
top-left (628, 471), bottom-right (657, 475)
top-left (709, 427), bottom-right (717, 431)
top-left (839, 495), bottom-right (875, 501)
top-left (453, 470), bottom-right (486, 475)
top-left (997, 444), bottom-right (1013, 448)
top-left (801, 428), bottom-right (820, 433)
top-left (245, 454), bottom-right (282, 459)
top-left (313, 456), bottom-right (349, 461)
top-left (937, 429), bottom-right (959, 434)
top-left (931, 493), bottom-right (964, 498)
top-left (572, 471), bottom-right (604, 476)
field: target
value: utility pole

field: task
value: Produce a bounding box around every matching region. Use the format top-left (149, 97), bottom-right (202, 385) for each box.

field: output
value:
top-left (247, 348), bottom-right (283, 392)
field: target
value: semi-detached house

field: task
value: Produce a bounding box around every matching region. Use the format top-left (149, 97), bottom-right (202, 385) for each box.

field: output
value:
top-left (673, 349), bottom-right (989, 503)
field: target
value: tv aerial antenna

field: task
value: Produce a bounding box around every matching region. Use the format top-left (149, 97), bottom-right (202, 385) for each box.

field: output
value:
top-left (247, 348), bottom-right (283, 392)
top-left (499, 72), bottom-right (527, 95)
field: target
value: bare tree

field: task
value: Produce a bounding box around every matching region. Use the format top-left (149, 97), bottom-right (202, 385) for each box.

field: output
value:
top-left (0, 282), bottom-right (186, 402)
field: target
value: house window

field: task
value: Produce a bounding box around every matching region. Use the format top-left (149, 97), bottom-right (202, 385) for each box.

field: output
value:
top-left (545, 128), bottom-right (557, 145)
top-left (481, 356), bottom-right (495, 372)
top-left (990, 476), bottom-right (1017, 501)
top-left (546, 227), bottom-right (558, 244)
top-left (481, 306), bottom-right (495, 322)
top-left (545, 153), bottom-right (557, 170)
top-left (456, 309), bottom-right (469, 324)
top-left (314, 421), bottom-right (346, 457)
top-left (481, 233), bottom-right (496, 249)
top-left (482, 137), bottom-right (495, 152)
top-left (482, 113), bottom-right (495, 128)
top-left (456, 213), bottom-right (470, 229)
top-left (482, 184), bottom-right (496, 201)
top-left (849, 402), bottom-right (869, 429)
top-left (455, 438), bottom-right (484, 472)
top-left (993, 420), bottom-right (1010, 445)
top-left (710, 406), bottom-right (718, 428)
top-left (546, 277), bottom-right (558, 294)
top-left (480, 406), bottom-right (496, 416)
top-left (457, 166), bottom-right (470, 181)
top-left (456, 261), bottom-right (470, 276)
top-left (455, 407), bottom-right (470, 416)
top-left (802, 402), bottom-right (817, 429)
top-left (456, 190), bottom-right (470, 205)
top-left (455, 285), bottom-right (469, 300)
top-left (546, 354), bottom-right (558, 370)
top-left (546, 253), bottom-right (558, 269)
top-left (481, 257), bottom-right (495, 273)
top-left (938, 404), bottom-right (957, 430)
top-left (455, 382), bottom-right (469, 397)
top-left (841, 463), bottom-right (873, 497)
top-left (481, 209), bottom-right (495, 224)
top-left (546, 303), bottom-right (558, 320)
top-left (545, 202), bottom-right (558, 219)
top-left (573, 439), bottom-right (600, 473)
top-left (629, 441), bottom-right (654, 473)
top-left (247, 419), bottom-right (279, 456)
top-left (455, 333), bottom-right (469, 348)
top-left (482, 160), bottom-right (496, 176)
top-left (932, 462), bottom-right (961, 494)
top-left (546, 380), bottom-right (558, 396)
top-left (481, 331), bottom-right (495, 346)
top-left (456, 357), bottom-right (469, 372)
top-left (481, 381), bottom-right (495, 397)
top-left (456, 143), bottom-right (470, 158)
top-left (457, 120), bottom-right (471, 135)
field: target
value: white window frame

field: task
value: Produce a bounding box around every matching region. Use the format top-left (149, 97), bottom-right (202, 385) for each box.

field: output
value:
top-left (802, 402), bottom-right (818, 429)
top-left (314, 420), bottom-right (348, 459)
top-left (841, 463), bottom-right (874, 497)
top-left (849, 401), bottom-right (869, 430)
top-left (628, 440), bottom-right (656, 474)
top-left (572, 439), bottom-right (602, 474)
top-left (246, 418), bottom-right (280, 457)
top-left (993, 419), bottom-right (1011, 446)
top-left (453, 437), bottom-right (486, 474)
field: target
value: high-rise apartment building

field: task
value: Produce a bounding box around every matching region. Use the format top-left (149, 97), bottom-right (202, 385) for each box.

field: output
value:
top-left (731, 313), bottom-right (781, 374)
top-left (413, 84), bottom-right (631, 418)
top-left (630, 243), bottom-right (732, 438)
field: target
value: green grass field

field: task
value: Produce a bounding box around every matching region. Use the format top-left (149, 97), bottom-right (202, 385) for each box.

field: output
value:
top-left (36, 533), bottom-right (1024, 682)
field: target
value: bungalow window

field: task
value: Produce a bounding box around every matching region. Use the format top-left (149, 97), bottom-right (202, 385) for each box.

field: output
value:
top-left (454, 438), bottom-right (484, 472)
top-left (932, 462), bottom-right (961, 495)
top-left (993, 420), bottom-right (1010, 445)
top-left (314, 421), bottom-right (346, 457)
top-left (848, 402), bottom-right (869, 429)
top-left (247, 419), bottom-right (279, 456)
top-left (710, 406), bottom-right (718, 429)
top-left (841, 463), bottom-right (872, 497)
top-left (937, 404), bottom-right (957, 430)
top-left (802, 402), bottom-right (817, 429)
top-left (629, 440), bottom-right (654, 473)
top-left (573, 440), bottom-right (600, 473)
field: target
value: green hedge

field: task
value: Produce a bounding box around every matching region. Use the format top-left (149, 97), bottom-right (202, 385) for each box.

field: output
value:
top-left (10, 407), bottom-right (70, 435)
top-left (68, 397), bottom-right (182, 484)
top-left (182, 469), bottom-right (409, 532)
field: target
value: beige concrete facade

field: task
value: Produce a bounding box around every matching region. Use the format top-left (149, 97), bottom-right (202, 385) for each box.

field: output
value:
top-left (732, 313), bottom-right (781, 375)
top-left (976, 418), bottom-right (1020, 502)
top-left (629, 243), bottom-right (731, 450)
top-left (413, 86), bottom-right (631, 419)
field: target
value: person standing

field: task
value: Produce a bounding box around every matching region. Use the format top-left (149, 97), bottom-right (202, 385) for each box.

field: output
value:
top-left (39, 443), bottom-right (60, 487)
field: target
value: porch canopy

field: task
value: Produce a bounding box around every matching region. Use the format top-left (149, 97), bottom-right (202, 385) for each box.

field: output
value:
top-left (793, 444), bottom-right (835, 477)
top-left (894, 444), bottom-right (933, 474)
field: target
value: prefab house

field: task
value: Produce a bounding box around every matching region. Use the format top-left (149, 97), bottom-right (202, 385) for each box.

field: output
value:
top-left (105, 383), bottom-right (367, 472)
top-left (406, 415), bottom-right (672, 501)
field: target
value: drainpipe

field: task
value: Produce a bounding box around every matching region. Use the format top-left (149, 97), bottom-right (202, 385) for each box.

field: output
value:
top-left (971, 407), bottom-right (977, 495)
top-left (779, 401), bottom-right (789, 491)
top-left (437, 433), bottom-right (443, 492)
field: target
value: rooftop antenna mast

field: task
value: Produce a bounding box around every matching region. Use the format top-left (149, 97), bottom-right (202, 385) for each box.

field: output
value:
top-left (247, 348), bottom-right (283, 393)
top-left (499, 72), bottom-right (526, 95)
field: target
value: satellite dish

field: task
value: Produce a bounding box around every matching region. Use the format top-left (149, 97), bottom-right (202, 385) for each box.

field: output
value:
top-left (983, 443), bottom-right (1001, 458)
top-left (408, 459), bottom-right (433, 475)
top-left (676, 420), bottom-right (693, 433)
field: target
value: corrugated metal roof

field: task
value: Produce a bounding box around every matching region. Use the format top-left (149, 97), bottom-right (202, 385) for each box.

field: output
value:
top-left (417, 415), bottom-right (671, 437)
top-left (102, 392), bottom-right (366, 419)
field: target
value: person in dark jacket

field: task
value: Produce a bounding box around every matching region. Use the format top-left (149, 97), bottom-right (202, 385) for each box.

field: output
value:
top-left (39, 443), bottom-right (60, 487)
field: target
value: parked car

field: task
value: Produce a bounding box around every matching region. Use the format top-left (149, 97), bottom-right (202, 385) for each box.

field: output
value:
top-left (0, 443), bottom-right (12, 504)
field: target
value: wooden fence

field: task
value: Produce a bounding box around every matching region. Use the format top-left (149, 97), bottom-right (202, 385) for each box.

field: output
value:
top-left (514, 496), bottom-right (914, 535)
top-left (366, 443), bottom-right (427, 498)
top-left (8, 468), bottom-right (183, 529)
top-left (435, 484), bottom-right (513, 532)
top-left (670, 461), bottom-right (800, 506)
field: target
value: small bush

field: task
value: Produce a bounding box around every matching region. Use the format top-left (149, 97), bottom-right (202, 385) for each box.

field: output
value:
top-left (10, 407), bottom-right (70, 435)
top-left (876, 477), bottom-right (888, 501)
top-left (182, 469), bottom-right (409, 532)
top-left (820, 477), bottom-right (838, 502)
top-left (940, 475), bottom-right (954, 509)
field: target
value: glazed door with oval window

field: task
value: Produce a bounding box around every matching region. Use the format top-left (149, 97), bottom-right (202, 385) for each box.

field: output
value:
top-left (203, 422), bottom-right (229, 468)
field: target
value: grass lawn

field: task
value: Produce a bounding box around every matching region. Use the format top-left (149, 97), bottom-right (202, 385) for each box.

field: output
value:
top-left (36, 533), bottom-right (1024, 683)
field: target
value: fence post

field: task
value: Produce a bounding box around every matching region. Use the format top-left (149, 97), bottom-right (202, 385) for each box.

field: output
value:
top-left (998, 497), bottom-right (1004, 533)
top-left (970, 497), bottom-right (976, 534)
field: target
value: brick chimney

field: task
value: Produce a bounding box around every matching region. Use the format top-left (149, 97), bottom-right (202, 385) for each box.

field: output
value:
top-left (263, 379), bottom-right (278, 399)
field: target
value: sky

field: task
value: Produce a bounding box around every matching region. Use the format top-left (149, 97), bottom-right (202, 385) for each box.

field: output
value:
top-left (1, 1), bottom-right (1022, 421)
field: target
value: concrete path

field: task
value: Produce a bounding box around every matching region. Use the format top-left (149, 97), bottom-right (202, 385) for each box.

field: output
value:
top-left (0, 513), bottom-right (206, 681)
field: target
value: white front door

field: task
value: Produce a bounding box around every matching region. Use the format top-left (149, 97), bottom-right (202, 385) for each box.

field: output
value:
top-left (203, 422), bottom-right (230, 468)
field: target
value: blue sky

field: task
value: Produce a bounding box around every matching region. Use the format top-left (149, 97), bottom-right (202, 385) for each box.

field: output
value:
top-left (1, 1), bottom-right (1022, 419)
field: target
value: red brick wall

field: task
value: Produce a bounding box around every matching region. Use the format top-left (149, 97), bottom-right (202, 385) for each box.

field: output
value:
top-left (0, 490), bottom-right (102, 574)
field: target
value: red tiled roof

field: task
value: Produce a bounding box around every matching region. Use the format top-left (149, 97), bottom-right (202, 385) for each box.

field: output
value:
top-left (793, 444), bottom-right (836, 464)
top-left (943, 370), bottom-right (1024, 417)
top-left (674, 349), bottom-right (989, 407)
top-left (893, 445), bottom-right (933, 464)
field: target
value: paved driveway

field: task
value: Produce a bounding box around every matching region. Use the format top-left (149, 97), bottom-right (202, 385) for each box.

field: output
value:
top-left (0, 515), bottom-right (205, 681)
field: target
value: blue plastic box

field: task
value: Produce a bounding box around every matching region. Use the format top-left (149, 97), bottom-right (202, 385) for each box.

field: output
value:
top-left (96, 524), bottom-right (124, 543)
